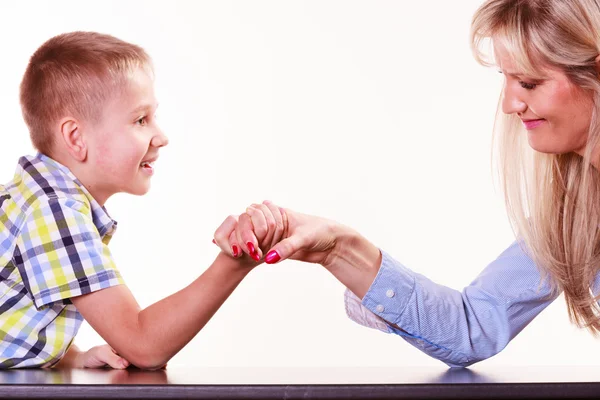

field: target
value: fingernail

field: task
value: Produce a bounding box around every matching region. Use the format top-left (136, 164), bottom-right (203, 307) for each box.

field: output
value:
top-left (265, 250), bottom-right (281, 264)
top-left (120, 360), bottom-right (129, 368)
top-left (232, 245), bottom-right (239, 257)
top-left (212, 239), bottom-right (216, 244)
top-left (247, 242), bottom-right (260, 261)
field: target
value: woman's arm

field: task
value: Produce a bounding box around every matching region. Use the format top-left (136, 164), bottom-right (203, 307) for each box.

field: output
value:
top-left (227, 201), bottom-right (560, 367)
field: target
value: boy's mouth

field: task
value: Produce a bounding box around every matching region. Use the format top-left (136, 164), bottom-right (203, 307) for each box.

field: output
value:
top-left (140, 161), bottom-right (155, 174)
top-left (140, 155), bottom-right (158, 174)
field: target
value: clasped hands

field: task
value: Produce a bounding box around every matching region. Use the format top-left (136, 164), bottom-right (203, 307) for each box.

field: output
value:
top-left (212, 200), bottom-right (341, 268)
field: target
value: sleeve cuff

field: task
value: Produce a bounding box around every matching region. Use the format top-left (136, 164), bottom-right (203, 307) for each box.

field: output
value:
top-left (344, 249), bottom-right (417, 330)
top-left (33, 269), bottom-right (124, 309)
top-left (360, 249), bottom-right (416, 325)
top-left (344, 288), bottom-right (391, 332)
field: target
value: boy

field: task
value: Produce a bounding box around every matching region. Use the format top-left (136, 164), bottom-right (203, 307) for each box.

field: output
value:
top-left (0, 31), bottom-right (263, 369)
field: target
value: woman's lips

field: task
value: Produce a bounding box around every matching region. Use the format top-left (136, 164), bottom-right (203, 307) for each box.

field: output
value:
top-left (522, 119), bottom-right (545, 130)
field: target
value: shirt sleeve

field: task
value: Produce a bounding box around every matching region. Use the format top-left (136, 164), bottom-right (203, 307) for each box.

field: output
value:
top-left (345, 240), bottom-right (559, 367)
top-left (13, 197), bottom-right (124, 309)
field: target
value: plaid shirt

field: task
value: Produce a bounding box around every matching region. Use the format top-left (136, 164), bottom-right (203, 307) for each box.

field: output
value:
top-left (0, 154), bottom-right (123, 368)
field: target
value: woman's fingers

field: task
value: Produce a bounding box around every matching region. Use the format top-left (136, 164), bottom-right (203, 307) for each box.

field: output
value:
top-left (264, 208), bottom-right (339, 265)
top-left (245, 205), bottom-right (270, 245)
top-left (228, 229), bottom-right (241, 258)
top-left (264, 232), bottom-right (305, 264)
top-left (248, 203), bottom-right (279, 250)
top-left (213, 215), bottom-right (238, 258)
top-left (262, 200), bottom-right (285, 248)
top-left (236, 213), bottom-right (261, 261)
top-left (214, 201), bottom-right (335, 265)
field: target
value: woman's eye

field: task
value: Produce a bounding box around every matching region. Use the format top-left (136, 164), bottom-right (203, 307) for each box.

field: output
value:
top-left (519, 81), bottom-right (537, 90)
top-left (136, 116), bottom-right (147, 126)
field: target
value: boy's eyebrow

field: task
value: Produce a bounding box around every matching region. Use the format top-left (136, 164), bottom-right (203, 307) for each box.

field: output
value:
top-left (130, 103), bottom-right (159, 115)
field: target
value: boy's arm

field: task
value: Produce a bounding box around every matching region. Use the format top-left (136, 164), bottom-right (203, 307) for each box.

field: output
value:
top-left (52, 344), bottom-right (82, 368)
top-left (71, 252), bottom-right (252, 370)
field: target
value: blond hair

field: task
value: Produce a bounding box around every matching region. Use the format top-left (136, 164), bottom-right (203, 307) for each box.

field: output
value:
top-left (471, 0), bottom-right (600, 333)
top-left (20, 31), bottom-right (153, 155)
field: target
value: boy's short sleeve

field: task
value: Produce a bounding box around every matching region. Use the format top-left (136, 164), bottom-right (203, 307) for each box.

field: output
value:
top-left (14, 197), bottom-right (124, 309)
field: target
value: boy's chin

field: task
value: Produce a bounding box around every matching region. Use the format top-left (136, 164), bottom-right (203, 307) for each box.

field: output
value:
top-left (126, 184), bottom-right (152, 196)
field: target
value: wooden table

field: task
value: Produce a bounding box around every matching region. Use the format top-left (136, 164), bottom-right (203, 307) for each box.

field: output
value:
top-left (0, 366), bottom-right (598, 399)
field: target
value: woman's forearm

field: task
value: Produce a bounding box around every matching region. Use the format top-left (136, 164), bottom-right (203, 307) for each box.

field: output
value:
top-left (322, 225), bottom-right (382, 298)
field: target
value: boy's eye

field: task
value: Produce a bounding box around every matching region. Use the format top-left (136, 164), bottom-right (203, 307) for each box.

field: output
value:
top-left (136, 116), bottom-right (147, 126)
top-left (519, 81), bottom-right (538, 90)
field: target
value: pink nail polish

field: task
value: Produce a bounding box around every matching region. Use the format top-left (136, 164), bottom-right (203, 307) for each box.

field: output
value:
top-left (232, 245), bottom-right (239, 257)
top-left (247, 242), bottom-right (260, 261)
top-left (265, 250), bottom-right (281, 264)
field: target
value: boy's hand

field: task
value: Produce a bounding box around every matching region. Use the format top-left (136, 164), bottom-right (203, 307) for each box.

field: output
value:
top-left (78, 344), bottom-right (130, 369)
top-left (213, 201), bottom-right (287, 263)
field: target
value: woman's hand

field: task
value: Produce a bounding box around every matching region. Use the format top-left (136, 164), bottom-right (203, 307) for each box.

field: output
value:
top-left (220, 201), bottom-right (382, 298)
top-left (214, 200), bottom-right (382, 297)
top-left (250, 202), bottom-right (342, 266)
top-left (213, 201), bottom-right (288, 265)
top-left (214, 200), bottom-right (343, 266)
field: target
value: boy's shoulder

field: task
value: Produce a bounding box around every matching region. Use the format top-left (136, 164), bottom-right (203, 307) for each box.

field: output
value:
top-left (1, 154), bottom-right (114, 248)
top-left (4, 153), bottom-right (90, 214)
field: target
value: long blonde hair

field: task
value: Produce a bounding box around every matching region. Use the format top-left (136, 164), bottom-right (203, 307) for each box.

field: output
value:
top-left (471, 0), bottom-right (600, 333)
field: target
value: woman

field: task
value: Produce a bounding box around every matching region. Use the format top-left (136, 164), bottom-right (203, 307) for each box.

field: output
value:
top-left (214, 0), bottom-right (600, 367)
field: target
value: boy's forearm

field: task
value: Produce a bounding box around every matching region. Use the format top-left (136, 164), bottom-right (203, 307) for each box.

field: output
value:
top-left (132, 253), bottom-right (252, 368)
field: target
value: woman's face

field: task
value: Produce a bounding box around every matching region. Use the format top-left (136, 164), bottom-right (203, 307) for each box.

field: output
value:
top-left (495, 44), bottom-right (595, 157)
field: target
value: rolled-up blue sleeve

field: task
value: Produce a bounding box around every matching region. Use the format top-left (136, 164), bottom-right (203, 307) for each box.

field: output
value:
top-left (346, 241), bottom-right (559, 367)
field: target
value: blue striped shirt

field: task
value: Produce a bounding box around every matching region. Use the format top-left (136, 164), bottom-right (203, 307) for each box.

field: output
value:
top-left (345, 241), bottom-right (568, 367)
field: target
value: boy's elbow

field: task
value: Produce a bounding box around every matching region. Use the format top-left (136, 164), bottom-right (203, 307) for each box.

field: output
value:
top-left (126, 351), bottom-right (169, 370)
top-left (119, 340), bottom-right (171, 370)
top-left (131, 360), bottom-right (168, 371)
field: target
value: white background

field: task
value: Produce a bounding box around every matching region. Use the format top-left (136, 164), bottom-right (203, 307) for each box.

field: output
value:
top-left (0, 0), bottom-right (597, 369)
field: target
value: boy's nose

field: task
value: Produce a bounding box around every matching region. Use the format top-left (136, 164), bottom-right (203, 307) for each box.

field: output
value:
top-left (152, 130), bottom-right (169, 148)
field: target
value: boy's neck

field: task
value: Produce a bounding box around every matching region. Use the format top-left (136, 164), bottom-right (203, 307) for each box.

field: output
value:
top-left (47, 151), bottom-right (111, 206)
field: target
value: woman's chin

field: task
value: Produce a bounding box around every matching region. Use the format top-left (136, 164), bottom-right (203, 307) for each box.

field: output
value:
top-left (527, 136), bottom-right (564, 155)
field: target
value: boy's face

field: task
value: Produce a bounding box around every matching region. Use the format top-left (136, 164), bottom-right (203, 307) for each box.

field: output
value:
top-left (85, 67), bottom-right (168, 204)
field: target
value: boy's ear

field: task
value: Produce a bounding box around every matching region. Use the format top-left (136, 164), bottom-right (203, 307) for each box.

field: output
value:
top-left (59, 118), bottom-right (87, 162)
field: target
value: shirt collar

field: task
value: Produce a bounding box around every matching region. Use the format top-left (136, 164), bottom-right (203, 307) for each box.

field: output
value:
top-left (33, 153), bottom-right (117, 237)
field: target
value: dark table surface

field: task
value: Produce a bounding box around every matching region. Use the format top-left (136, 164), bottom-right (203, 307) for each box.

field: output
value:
top-left (0, 366), bottom-right (599, 399)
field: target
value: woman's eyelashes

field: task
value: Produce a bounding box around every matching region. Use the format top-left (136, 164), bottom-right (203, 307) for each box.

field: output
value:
top-left (519, 81), bottom-right (538, 90)
top-left (498, 70), bottom-right (540, 90)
